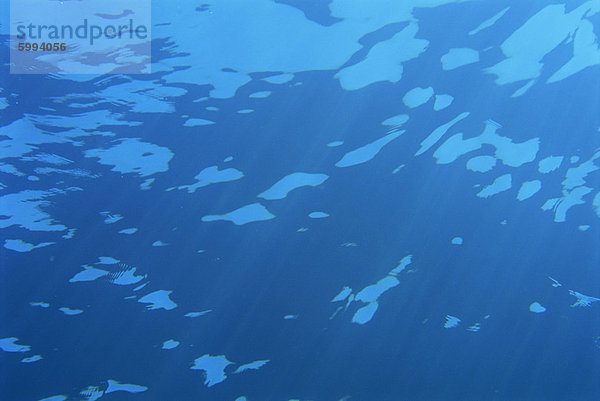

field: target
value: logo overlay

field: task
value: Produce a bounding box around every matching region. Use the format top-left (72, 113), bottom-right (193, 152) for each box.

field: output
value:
top-left (10, 0), bottom-right (151, 74)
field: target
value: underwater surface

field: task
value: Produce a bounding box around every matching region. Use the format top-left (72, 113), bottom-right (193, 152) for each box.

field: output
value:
top-left (1, 0), bottom-right (600, 400)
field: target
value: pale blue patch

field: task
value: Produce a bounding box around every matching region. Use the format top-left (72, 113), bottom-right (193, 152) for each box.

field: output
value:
top-left (205, 106), bottom-right (219, 111)
top-left (85, 138), bottom-right (173, 177)
top-left (569, 290), bottom-right (600, 307)
top-left (336, 23), bottom-right (428, 90)
top-left (469, 7), bottom-right (510, 35)
top-left (30, 302), bottom-right (50, 308)
top-left (477, 174), bottom-right (512, 198)
top-left (105, 380), bottom-right (148, 394)
top-left (415, 112), bottom-right (469, 156)
top-left (545, 186), bottom-right (593, 222)
top-left (441, 48), bottom-right (479, 70)
top-left (529, 302), bottom-right (546, 313)
top-left (570, 156), bottom-right (580, 163)
top-left (388, 255), bottom-right (412, 276)
top-left (466, 156), bottom-right (496, 173)
top-left (517, 180), bottom-right (542, 200)
top-left (0, 190), bottom-right (69, 232)
top-left (355, 276), bottom-right (399, 303)
top-left (444, 315), bottom-right (461, 328)
top-left (233, 359), bottom-right (269, 374)
top-left (249, 91), bottom-right (271, 98)
top-left (184, 118), bottom-right (215, 127)
top-left (69, 265), bottom-right (109, 283)
top-left (352, 302), bottom-right (378, 325)
top-left (202, 203), bottom-right (275, 225)
top-left (138, 290), bottom-right (177, 310)
top-left (178, 166), bottom-right (244, 193)
top-left (451, 237), bottom-right (463, 245)
top-left (21, 355), bottom-right (43, 363)
top-left (381, 114), bottom-right (409, 127)
top-left (327, 141), bottom-right (344, 147)
top-left (0, 337), bottom-right (31, 352)
top-left (403, 87), bottom-right (434, 108)
top-left (152, 241), bottom-right (169, 247)
top-left (118, 228), bottom-right (138, 235)
top-left (511, 80), bottom-right (536, 98)
top-left (4, 239), bottom-right (54, 252)
top-left (433, 94), bottom-right (454, 111)
top-left (331, 286), bottom-right (352, 302)
top-left (283, 314), bottom-right (298, 320)
top-left (97, 256), bottom-right (119, 264)
top-left (562, 151), bottom-right (600, 190)
top-left (258, 172), bottom-right (328, 200)
top-left (308, 212), bottom-right (329, 219)
top-left (162, 340), bottom-right (180, 350)
top-left (185, 310), bottom-right (212, 318)
top-left (578, 225), bottom-right (590, 231)
top-left (39, 396), bottom-right (67, 401)
top-left (237, 109), bottom-right (254, 114)
top-left (109, 267), bottom-right (146, 285)
top-left (336, 131), bottom-right (403, 167)
top-left (223, 156), bottom-right (234, 162)
top-left (538, 156), bottom-right (563, 173)
top-left (434, 120), bottom-right (539, 167)
top-left (262, 73), bottom-right (294, 84)
top-left (59, 307), bottom-right (83, 316)
top-left (191, 354), bottom-right (233, 387)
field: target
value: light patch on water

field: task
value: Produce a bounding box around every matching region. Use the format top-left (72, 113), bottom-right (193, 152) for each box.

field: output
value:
top-left (538, 156), bottom-right (564, 173)
top-left (336, 23), bottom-right (428, 90)
top-left (233, 360), bottom-right (269, 374)
top-left (561, 151), bottom-right (600, 190)
top-left (85, 138), bottom-right (174, 177)
top-left (486, 3), bottom-right (599, 88)
top-left (543, 186), bottom-right (593, 222)
top-left (0, 337), bottom-right (31, 352)
top-left (434, 120), bottom-right (539, 167)
top-left (467, 323), bottom-right (481, 332)
top-left (0, 190), bottom-right (69, 232)
top-left (105, 380), bottom-right (148, 395)
top-left (433, 94), bottom-right (453, 111)
top-left (138, 290), bottom-right (177, 310)
top-left (389, 255), bottom-right (413, 276)
top-left (466, 156), bottom-right (496, 173)
top-left (263, 73), bottom-right (294, 84)
top-left (258, 172), bottom-right (328, 200)
top-left (183, 118), bottom-right (215, 127)
top-left (185, 310), bottom-right (212, 318)
top-left (355, 276), bottom-right (400, 303)
top-left (451, 237), bottom-right (463, 245)
top-left (177, 165), bottom-right (242, 192)
top-left (331, 286), bottom-right (353, 302)
top-left (237, 109), bottom-right (254, 114)
top-left (578, 225), bottom-right (590, 231)
top-left (140, 178), bottom-right (154, 190)
top-left (21, 355), bottom-right (43, 363)
top-left (352, 301), bottom-right (379, 325)
top-left (118, 228), bottom-right (138, 235)
top-left (517, 180), bottom-right (542, 201)
top-left (283, 314), bottom-right (298, 320)
top-left (477, 174), bottom-right (512, 198)
top-left (441, 48), bottom-right (479, 70)
top-left (469, 7), bottom-right (510, 35)
top-left (415, 112), bottom-right (469, 156)
top-left (152, 241), bottom-right (169, 247)
top-left (62, 228), bottom-right (76, 239)
top-left (3, 239), bottom-right (54, 252)
top-left (511, 80), bottom-right (536, 98)
top-left (109, 266), bottom-right (146, 285)
top-left (336, 130), bottom-right (403, 167)
top-left (327, 141), bottom-right (344, 147)
top-left (549, 277), bottom-right (562, 288)
top-left (392, 164), bottom-right (405, 174)
top-left (101, 212), bottom-right (123, 224)
top-left (69, 265), bottom-right (109, 283)
top-left (249, 91), bottom-right (271, 98)
top-left (202, 203), bottom-right (275, 225)
top-left (97, 256), bottom-right (119, 264)
top-left (162, 340), bottom-right (180, 350)
top-left (403, 87), bottom-right (434, 108)
top-left (529, 302), bottom-right (546, 313)
top-left (59, 307), bottom-right (83, 316)
top-left (39, 396), bottom-right (67, 401)
top-left (381, 114), bottom-right (409, 127)
top-left (30, 302), bottom-right (50, 308)
top-left (444, 315), bottom-right (461, 328)
top-left (569, 290), bottom-right (600, 307)
top-left (191, 354), bottom-right (233, 387)
top-left (308, 211), bottom-right (329, 219)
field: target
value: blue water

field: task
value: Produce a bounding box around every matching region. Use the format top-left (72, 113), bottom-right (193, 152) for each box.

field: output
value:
top-left (1, 1), bottom-right (600, 400)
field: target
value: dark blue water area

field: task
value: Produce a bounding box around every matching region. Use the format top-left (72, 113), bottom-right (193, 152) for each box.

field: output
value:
top-left (2, 1), bottom-right (600, 401)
